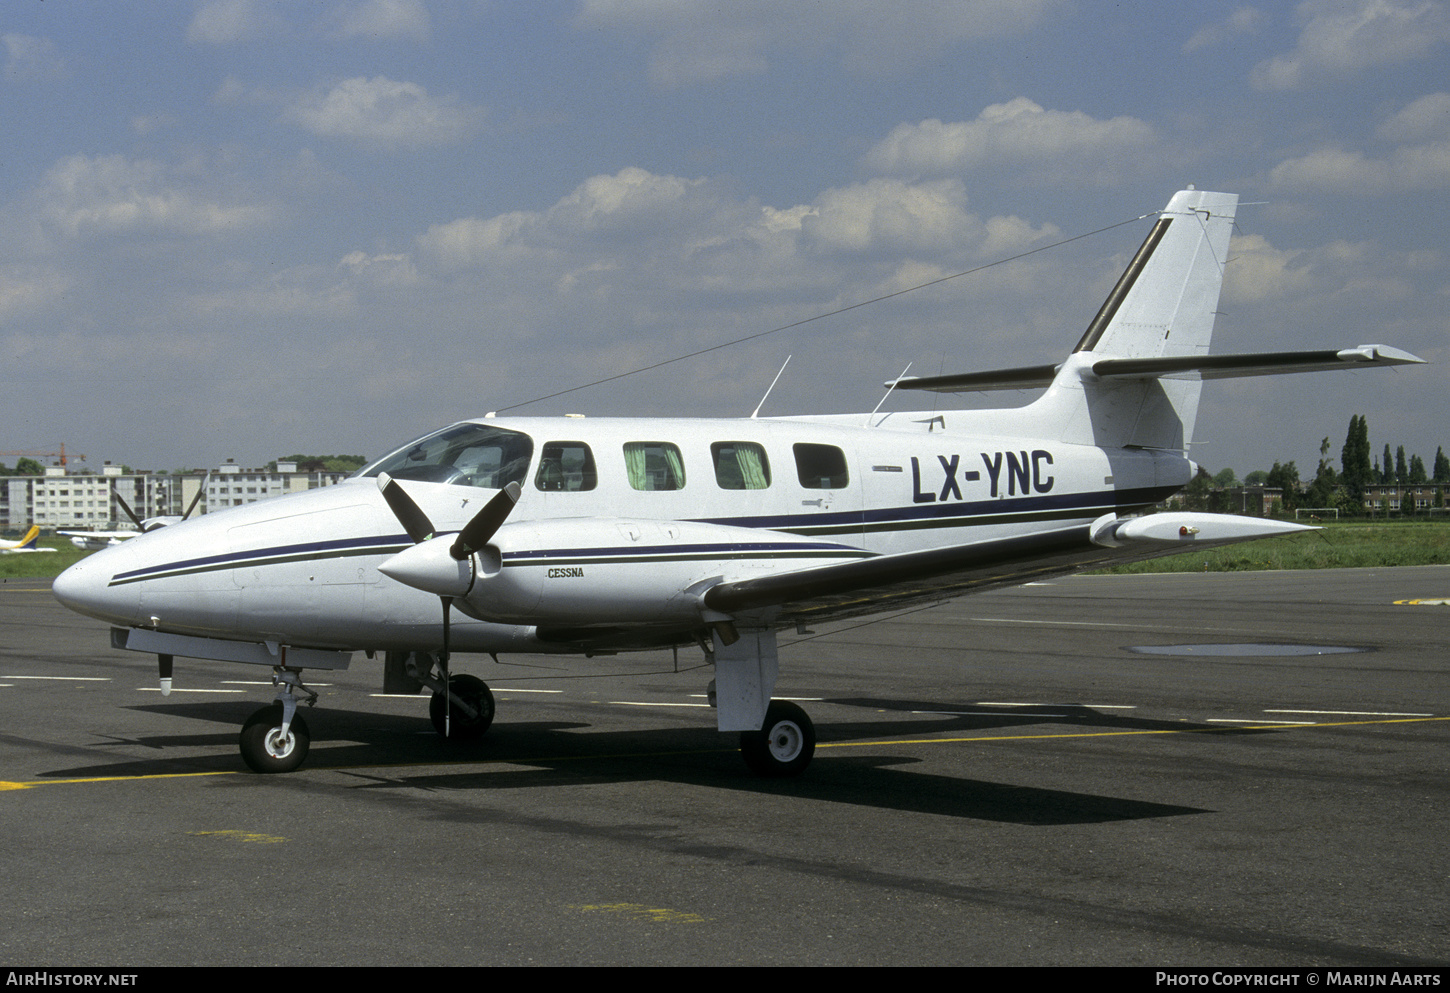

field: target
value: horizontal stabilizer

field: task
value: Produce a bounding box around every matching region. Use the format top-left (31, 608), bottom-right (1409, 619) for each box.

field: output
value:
top-left (889, 344), bottom-right (1423, 393)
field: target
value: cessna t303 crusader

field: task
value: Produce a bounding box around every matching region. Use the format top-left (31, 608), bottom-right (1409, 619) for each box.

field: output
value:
top-left (53, 189), bottom-right (1422, 775)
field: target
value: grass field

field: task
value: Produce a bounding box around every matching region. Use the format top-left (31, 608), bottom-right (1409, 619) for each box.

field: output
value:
top-left (1094, 519), bottom-right (1450, 573)
top-left (0, 539), bottom-right (95, 580)
top-left (6, 520), bottom-right (1450, 583)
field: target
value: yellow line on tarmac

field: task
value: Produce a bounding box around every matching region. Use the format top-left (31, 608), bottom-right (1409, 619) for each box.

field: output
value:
top-left (1, 770), bottom-right (239, 790)
top-left (2, 716), bottom-right (1443, 791)
top-left (815, 714), bottom-right (1450, 750)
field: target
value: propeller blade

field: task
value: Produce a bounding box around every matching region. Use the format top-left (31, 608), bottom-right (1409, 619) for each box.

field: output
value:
top-left (450, 482), bottom-right (521, 561)
top-left (112, 487), bottom-right (143, 530)
top-left (182, 471), bottom-right (210, 521)
top-left (378, 472), bottom-right (437, 544)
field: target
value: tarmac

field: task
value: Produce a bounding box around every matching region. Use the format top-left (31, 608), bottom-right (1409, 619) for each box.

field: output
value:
top-left (1, 566), bottom-right (1446, 966)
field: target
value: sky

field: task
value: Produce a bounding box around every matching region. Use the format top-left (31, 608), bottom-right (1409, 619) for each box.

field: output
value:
top-left (2, 0), bottom-right (1447, 481)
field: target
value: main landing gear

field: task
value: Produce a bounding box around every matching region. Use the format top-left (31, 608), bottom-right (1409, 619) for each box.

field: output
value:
top-left (401, 650), bottom-right (496, 741)
top-left (739, 700), bottom-right (816, 777)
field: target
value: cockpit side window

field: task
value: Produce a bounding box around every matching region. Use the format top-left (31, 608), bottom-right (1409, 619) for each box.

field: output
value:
top-left (535, 442), bottom-right (597, 491)
top-left (359, 424), bottom-right (534, 489)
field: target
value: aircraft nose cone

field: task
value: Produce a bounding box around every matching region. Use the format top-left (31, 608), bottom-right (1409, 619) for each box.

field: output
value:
top-left (52, 555), bottom-right (136, 625)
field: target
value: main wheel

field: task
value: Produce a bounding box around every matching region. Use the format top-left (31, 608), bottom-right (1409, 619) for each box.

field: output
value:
top-left (430, 673), bottom-right (495, 740)
top-left (740, 700), bottom-right (815, 777)
top-left (239, 704), bottom-right (311, 774)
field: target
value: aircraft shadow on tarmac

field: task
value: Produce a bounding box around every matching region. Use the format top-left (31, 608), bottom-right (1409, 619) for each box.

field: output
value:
top-left (26, 695), bottom-right (1252, 825)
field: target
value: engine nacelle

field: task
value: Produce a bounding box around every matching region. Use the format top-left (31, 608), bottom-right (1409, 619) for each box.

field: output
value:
top-left (464, 517), bottom-right (870, 626)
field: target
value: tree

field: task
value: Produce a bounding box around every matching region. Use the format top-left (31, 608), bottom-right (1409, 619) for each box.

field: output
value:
top-left (1409, 454), bottom-right (1427, 484)
top-left (1266, 460), bottom-right (1300, 513)
top-left (1212, 466), bottom-right (1239, 489)
top-left (14, 457), bottom-right (43, 475)
top-left (1434, 446), bottom-right (1450, 484)
top-left (1340, 414), bottom-right (1371, 509)
top-left (1396, 446), bottom-right (1408, 483)
top-left (1244, 470), bottom-right (1269, 486)
top-left (1304, 437), bottom-right (1339, 508)
top-left (1383, 444), bottom-right (1394, 483)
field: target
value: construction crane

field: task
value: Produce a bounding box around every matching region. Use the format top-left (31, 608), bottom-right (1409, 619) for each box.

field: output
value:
top-left (0, 444), bottom-right (84, 467)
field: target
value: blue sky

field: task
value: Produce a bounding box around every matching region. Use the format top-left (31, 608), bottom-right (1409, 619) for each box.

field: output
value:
top-left (2, 0), bottom-right (1446, 481)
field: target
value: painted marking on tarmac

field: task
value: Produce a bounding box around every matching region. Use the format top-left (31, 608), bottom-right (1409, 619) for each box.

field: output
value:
top-left (0, 675), bottom-right (110, 681)
top-left (1265, 708), bottom-right (1433, 717)
top-left (569, 902), bottom-right (706, 924)
top-left (189, 830), bottom-right (286, 844)
top-left (815, 715), bottom-right (1450, 751)
top-left (609, 700), bottom-right (713, 708)
top-left (4, 716), bottom-right (1444, 792)
top-left (1395, 598), bottom-right (1450, 605)
top-left (138, 687), bottom-right (245, 693)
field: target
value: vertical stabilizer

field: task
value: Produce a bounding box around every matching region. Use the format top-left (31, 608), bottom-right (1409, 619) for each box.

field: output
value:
top-left (1036, 188), bottom-right (1238, 451)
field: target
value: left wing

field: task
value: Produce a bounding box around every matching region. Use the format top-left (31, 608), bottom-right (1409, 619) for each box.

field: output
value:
top-left (702, 513), bottom-right (1312, 626)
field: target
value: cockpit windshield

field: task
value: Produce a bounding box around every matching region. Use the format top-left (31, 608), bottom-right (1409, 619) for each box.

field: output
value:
top-left (356, 423), bottom-right (534, 490)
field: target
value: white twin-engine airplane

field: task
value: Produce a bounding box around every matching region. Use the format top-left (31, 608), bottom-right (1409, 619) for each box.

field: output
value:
top-left (53, 189), bottom-right (1422, 776)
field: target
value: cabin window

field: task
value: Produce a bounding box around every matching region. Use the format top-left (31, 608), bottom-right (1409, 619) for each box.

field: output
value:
top-left (624, 442), bottom-right (685, 491)
top-left (712, 442), bottom-right (771, 490)
top-left (793, 443), bottom-right (849, 489)
top-left (359, 423), bottom-right (534, 490)
top-left (535, 442), bottom-right (597, 492)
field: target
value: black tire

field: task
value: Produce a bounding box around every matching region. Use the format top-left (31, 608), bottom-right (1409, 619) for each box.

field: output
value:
top-left (740, 700), bottom-right (815, 776)
top-left (239, 704), bottom-right (311, 774)
top-left (430, 673), bottom-right (495, 740)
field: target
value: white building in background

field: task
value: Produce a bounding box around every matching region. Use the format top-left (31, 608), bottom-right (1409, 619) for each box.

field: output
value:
top-left (0, 460), bottom-right (350, 531)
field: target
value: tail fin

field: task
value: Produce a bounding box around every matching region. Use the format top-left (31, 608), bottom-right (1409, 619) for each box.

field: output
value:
top-left (14, 525), bottom-right (41, 550)
top-left (890, 188), bottom-right (1420, 450)
top-left (1059, 187), bottom-right (1238, 449)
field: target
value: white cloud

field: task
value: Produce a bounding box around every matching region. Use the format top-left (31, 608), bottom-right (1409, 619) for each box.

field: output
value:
top-left (1378, 91), bottom-right (1450, 142)
top-left (1251, 0), bottom-right (1450, 91)
top-left (3, 33), bottom-right (66, 81)
top-left (0, 265), bottom-right (69, 322)
top-left (187, 0), bottom-right (286, 45)
top-left (1183, 7), bottom-right (1265, 53)
top-left (1269, 93), bottom-right (1450, 193)
top-left (285, 76), bottom-right (477, 147)
top-left (327, 0), bottom-right (431, 42)
top-left (36, 154), bottom-right (272, 239)
top-left (860, 100), bottom-right (1156, 185)
top-left (574, 0), bottom-right (1060, 86)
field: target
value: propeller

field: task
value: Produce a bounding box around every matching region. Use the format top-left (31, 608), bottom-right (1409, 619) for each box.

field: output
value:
top-left (376, 475), bottom-right (522, 735)
top-left (113, 470), bottom-right (210, 533)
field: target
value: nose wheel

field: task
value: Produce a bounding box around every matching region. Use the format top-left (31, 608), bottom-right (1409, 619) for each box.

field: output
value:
top-left (240, 703), bottom-right (311, 773)
top-left (239, 666), bottom-right (318, 773)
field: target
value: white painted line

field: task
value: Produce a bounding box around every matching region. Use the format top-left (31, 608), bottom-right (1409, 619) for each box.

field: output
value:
top-left (608, 701), bottom-right (713, 708)
top-left (976, 701), bottom-right (1135, 709)
top-left (221, 680), bottom-right (333, 687)
top-left (916, 709), bottom-right (1069, 717)
top-left (138, 687), bottom-right (245, 694)
top-left (688, 693), bottom-right (822, 702)
top-left (493, 688), bottom-right (563, 694)
top-left (1264, 708), bottom-right (1433, 717)
top-left (371, 693), bottom-right (429, 699)
top-left (1, 675), bottom-right (111, 681)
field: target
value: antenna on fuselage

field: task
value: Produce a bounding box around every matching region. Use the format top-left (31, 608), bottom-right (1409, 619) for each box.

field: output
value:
top-left (750, 355), bottom-right (792, 419)
top-left (865, 362), bottom-right (912, 427)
